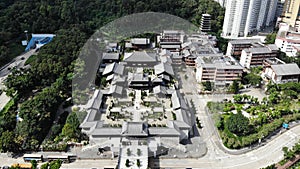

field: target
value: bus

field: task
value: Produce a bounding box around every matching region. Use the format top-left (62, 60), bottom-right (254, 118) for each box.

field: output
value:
top-left (47, 155), bottom-right (70, 163)
top-left (23, 154), bottom-right (43, 162)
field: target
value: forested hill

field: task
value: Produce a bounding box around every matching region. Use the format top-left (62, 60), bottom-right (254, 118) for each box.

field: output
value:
top-left (0, 0), bottom-right (225, 66)
top-left (0, 0), bottom-right (225, 151)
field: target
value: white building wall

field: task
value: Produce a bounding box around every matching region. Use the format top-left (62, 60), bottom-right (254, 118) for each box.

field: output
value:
top-left (196, 66), bottom-right (204, 82)
top-left (226, 42), bottom-right (233, 56)
top-left (275, 38), bottom-right (296, 56)
top-left (240, 50), bottom-right (251, 68)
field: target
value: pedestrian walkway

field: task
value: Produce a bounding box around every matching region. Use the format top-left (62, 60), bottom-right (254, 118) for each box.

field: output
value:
top-left (0, 92), bottom-right (10, 112)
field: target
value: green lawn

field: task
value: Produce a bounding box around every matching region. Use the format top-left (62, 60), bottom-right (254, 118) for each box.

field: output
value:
top-left (0, 99), bottom-right (14, 117)
top-left (25, 54), bottom-right (38, 65)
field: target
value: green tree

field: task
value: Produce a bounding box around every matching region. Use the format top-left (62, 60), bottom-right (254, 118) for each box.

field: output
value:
top-left (40, 163), bottom-right (49, 169)
top-left (59, 111), bottom-right (81, 142)
top-left (230, 80), bottom-right (239, 94)
top-left (126, 159), bottom-right (130, 167)
top-left (31, 160), bottom-right (37, 169)
top-left (233, 94), bottom-right (243, 103)
top-left (244, 73), bottom-right (262, 86)
top-left (265, 32), bottom-right (277, 44)
top-left (137, 159), bottom-right (141, 167)
top-left (202, 81), bottom-right (212, 91)
top-left (0, 131), bottom-right (16, 152)
top-left (49, 159), bottom-right (62, 169)
top-left (226, 112), bottom-right (250, 136)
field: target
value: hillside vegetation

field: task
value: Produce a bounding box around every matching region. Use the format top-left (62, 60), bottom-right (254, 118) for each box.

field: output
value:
top-left (0, 0), bottom-right (225, 151)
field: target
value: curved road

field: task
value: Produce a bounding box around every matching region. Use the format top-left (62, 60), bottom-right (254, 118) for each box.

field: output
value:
top-left (152, 68), bottom-right (297, 169)
top-left (151, 93), bottom-right (300, 168)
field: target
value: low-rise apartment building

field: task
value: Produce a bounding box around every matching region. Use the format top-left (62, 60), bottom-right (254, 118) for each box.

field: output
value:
top-left (240, 44), bottom-right (279, 69)
top-left (264, 63), bottom-right (300, 84)
top-left (226, 39), bottom-right (262, 59)
top-left (195, 55), bottom-right (243, 87)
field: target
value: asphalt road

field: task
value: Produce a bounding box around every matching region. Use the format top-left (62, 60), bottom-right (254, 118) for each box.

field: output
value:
top-left (0, 49), bottom-right (35, 79)
top-left (152, 125), bottom-right (299, 169)
top-left (0, 50), bottom-right (35, 111)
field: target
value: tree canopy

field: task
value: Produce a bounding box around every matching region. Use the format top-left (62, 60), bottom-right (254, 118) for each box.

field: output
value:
top-left (226, 112), bottom-right (251, 136)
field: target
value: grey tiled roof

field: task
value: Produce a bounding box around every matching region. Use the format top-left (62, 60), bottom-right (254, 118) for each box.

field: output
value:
top-left (124, 51), bottom-right (157, 62)
top-left (248, 47), bottom-right (272, 54)
top-left (102, 63), bottom-right (124, 76)
top-left (109, 85), bottom-right (124, 95)
top-left (229, 39), bottom-right (261, 45)
top-left (86, 109), bottom-right (101, 122)
top-left (171, 90), bottom-right (188, 110)
top-left (80, 121), bottom-right (97, 129)
top-left (174, 109), bottom-right (191, 127)
top-left (148, 127), bottom-right (180, 136)
top-left (154, 63), bottom-right (174, 76)
top-left (153, 85), bottom-right (167, 94)
top-left (271, 63), bottom-right (300, 76)
top-left (102, 53), bottom-right (120, 60)
top-left (90, 128), bottom-right (122, 136)
top-left (173, 120), bottom-right (190, 129)
top-left (131, 38), bottom-right (150, 45)
top-left (160, 49), bottom-right (172, 56)
top-left (86, 90), bottom-right (103, 110)
top-left (121, 122), bottom-right (148, 136)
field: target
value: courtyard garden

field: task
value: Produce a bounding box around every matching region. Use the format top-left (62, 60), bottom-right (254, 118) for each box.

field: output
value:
top-left (207, 82), bottom-right (300, 149)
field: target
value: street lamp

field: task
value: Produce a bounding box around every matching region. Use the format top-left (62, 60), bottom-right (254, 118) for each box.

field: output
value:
top-left (24, 30), bottom-right (28, 42)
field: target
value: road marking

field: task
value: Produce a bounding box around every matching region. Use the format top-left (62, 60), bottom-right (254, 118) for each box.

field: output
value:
top-left (286, 130), bottom-right (298, 138)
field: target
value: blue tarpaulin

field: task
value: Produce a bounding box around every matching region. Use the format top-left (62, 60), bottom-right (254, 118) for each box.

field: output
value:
top-left (283, 123), bottom-right (289, 129)
top-left (25, 34), bottom-right (55, 51)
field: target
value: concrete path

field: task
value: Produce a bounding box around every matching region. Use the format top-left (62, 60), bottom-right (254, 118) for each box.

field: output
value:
top-left (0, 92), bottom-right (10, 112)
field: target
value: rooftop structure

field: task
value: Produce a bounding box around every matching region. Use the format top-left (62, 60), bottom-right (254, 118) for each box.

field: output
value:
top-left (125, 38), bottom-right (151, 50)
top-left (157, 30), bottom-right (185, 57)
top-left (181, 33), bottom-right (219, 67)
top-left (264, 63), bottom-right (300, 84)
top-left (226, 39), bottom-right (263, 59)
top-left (123, 51), bottom-right (158, 67)
top-left (240, 44), bottom-right (279, 68)
top-left (102, 53), bottom-right (120, 64)
top-left (102, 62), bottom-right (125, 76)
top-left (195, 55), bottom-right (243, 86)
top-left (25, 34), bottom-right (55, 51)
